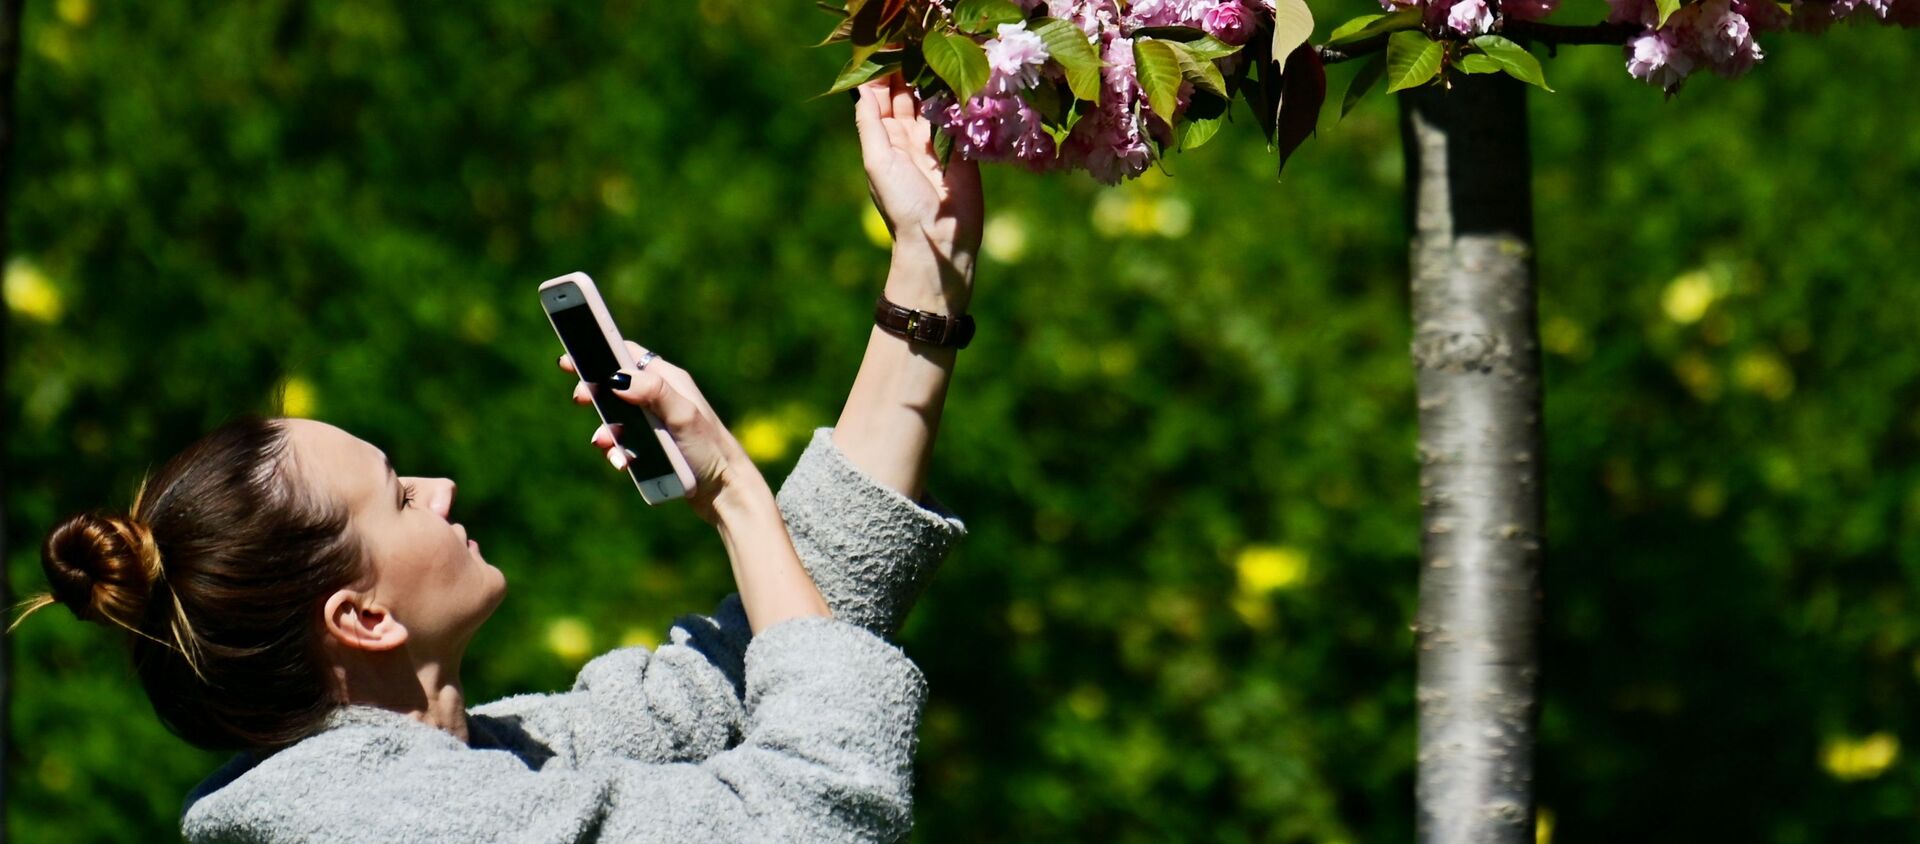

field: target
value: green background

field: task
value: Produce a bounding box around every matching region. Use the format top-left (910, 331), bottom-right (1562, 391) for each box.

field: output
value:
top-left (7, 0), bottom-right (1918, 841)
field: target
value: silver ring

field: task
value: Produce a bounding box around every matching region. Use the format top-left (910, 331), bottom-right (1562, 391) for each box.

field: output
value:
top-left (634, 350), bottom-right (658, 369)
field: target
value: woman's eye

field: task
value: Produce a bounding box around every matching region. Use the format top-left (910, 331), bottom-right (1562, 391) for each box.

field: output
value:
top-left (401, 483), bottom-right (417, 509)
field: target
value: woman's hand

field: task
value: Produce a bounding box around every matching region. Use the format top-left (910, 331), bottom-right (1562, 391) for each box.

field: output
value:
top-left (560, 345), bottom-right (764, 525)
top-left (854, 73), bottom-right (984, 314)
top-left (561, 346), bottom-right (831, 631)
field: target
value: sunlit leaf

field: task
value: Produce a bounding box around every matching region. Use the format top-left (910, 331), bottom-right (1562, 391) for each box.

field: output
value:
top-left (1385, 30), bottom-right (1442, 93)
top-left (1269, 0), bottom-right (1316, 62)
top-left (923, 30), bottom-right (991, 102)
top-left (1032, 17), bottom-right (1104, 103)
top-left (1471, 35), bottom-right (1553, 91)
top-left (1134, 38), bottom-right (1185, 122)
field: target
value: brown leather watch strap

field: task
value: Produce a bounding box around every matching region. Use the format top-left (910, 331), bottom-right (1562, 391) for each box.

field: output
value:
top-left (874, 296), bottom-right (975, 349)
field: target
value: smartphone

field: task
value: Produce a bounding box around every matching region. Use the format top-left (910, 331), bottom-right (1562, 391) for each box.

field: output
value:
top-left (539, 272), bottom-right (698, 504)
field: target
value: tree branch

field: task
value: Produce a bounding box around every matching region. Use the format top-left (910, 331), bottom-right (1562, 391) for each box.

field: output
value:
top-left (1317, 35), bottom-right (1388, 65)
top-left (1315, 20), bottom-right (1639, 65)
top-left (1504, 20), bottom-right (1640, 46)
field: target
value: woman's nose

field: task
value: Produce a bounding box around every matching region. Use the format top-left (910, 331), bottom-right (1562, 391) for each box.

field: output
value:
top-left (429, 478), bottom-right (456, 518)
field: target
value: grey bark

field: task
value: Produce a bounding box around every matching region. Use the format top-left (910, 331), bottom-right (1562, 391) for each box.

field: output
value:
top-left (1398, 74), bottom-right (1545, 844)
top-left (0, 0), bottom-right (20, 837)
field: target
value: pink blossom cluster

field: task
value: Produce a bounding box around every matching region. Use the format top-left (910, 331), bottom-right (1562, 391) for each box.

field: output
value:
top-left (1376, 0), bottom-right (1561, 38)
top-left (1613, 0), bottom-right (1916, 92)
top-left (920, 0), bottom-right (1280, 183)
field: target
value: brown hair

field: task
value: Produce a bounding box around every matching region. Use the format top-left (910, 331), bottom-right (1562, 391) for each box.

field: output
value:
top-left (16, 416), bottom-right (367, 751)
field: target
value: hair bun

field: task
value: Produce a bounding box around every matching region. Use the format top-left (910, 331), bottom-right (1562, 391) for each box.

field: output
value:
top-left (42, 512), bottom-right (163, 628)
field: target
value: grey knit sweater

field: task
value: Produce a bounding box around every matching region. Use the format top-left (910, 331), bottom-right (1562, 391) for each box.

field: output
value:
top-left (180, 429), bottom-right (965, 843)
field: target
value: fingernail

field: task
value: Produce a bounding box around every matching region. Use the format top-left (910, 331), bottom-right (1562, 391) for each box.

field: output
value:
top-left (609, 449), bottom-right (628, 470)
top-left (609, 371), bottom-right (632, 391)
top-left (557, 355), bottom-right (565, 366)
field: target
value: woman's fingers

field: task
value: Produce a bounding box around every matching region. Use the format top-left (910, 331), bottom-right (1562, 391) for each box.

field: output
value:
top-left (591, 423), bottom-right (622, 449)
top-left (610, 369), bottom-right (701, 433)
top-left (558, 354), bottom-right (577, 375)
top-left (854, 82), bottom-right (897, 176)
top-left (572, 380), bottom-right (593, 406)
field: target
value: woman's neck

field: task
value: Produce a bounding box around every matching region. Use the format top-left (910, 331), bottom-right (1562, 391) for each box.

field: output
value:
top-left (332, 649), bottom-right (470, 743)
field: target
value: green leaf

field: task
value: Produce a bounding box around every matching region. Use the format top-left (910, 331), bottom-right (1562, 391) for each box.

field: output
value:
top-left (1457, 53), bottom-right (1501, 74)
top-left (1327, 9), bottom-right (1421, 45)
top-left (923, 30), bottom-right (992, 102)
top-left (1384, 31), bottom-right (1442, 93)
top-left (824, 50), bottom-right (901, 96)
top-left (1656, 0), bottom-right (1683, 25)
top-left (1340, 51), bottom-right (1385, 118)
top-left (1133, 38), bottom-right (1185, 122)
top-left (814, 16), bottom-right (855, 47)
top-left (952, 0), bottom-right (1027, 34)
top-left (1181, 34), bottom-right (1243, 62)
top-left (1020, 81), bottom-right (1069, 125)
top-left (1032, 18), bottom-right (1105, 104)
top-left (933, 127), bottom-right (955, 167)
top-left (1168, 40), bottom-right (1228, 100)
top-left (1470, 35), bottom-right (1553, 91)
top-left (1269, 0), bottom-right (1316, 62)
top-left (1179, 113), bottom-right (1225, 150)
top-left (1328, 14), bottom-right (1382, 42)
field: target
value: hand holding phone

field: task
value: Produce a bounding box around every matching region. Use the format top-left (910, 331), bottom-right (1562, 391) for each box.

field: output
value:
top-left (540, 272), bottom-right (698, 504)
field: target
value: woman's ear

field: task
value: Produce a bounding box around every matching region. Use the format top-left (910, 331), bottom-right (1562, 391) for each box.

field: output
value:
top-left (323, 589), bottom-right (409, 652)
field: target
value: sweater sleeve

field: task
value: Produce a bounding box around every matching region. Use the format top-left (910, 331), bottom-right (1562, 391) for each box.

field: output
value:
top-left (467, 594), bottom-right (753, 767)
top-left (182, 618), bottom-right (925, 844)
top-left (775, 428), bottom-right (968, 637)
top-left (460, 427), bottom-right (962, 766)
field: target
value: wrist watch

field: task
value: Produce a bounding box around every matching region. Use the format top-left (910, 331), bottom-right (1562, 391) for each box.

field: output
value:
top-left (873, 296), bottom-right (975, 349)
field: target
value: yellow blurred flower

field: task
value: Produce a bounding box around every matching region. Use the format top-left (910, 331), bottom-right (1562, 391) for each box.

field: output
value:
top-left (598, 174), bottom-right (637, 216)
top-left (1733, 349), bottom-right (1794, 401)
top-left (619, 626), bottom-right (660, 649)
top-left (1671, 353), bottom-right (1722, 402)
top-left (1092, 190), bottom-right (1189, 239)
top-left (5, 259), bottom-right (64, 323)
top-left (1821, 732), bottom-right (1900, 781)
top-left (278, 377), bottom-right (318, 418)
top-left (58, 0), bottom-right (93, 26)
top-left (1067, 684), bottom-right (1108, 720)
top-left (1005, 600), bottom-right (1044, 636)
top-left (861, 203), bottom-right (892, 248)
top-left (982, 213), bottom-right (1029, 264)
top-left (545, 617), bottom-right (594, 664)
top-left (1540, 315), bottom-right (1589, 360)
top-left (1236, 545), bottom-right (1309, 595)
top-left (1536, 806), bottom-right (1555, 844)
top-left (1231, 592), bottom-right (1272, 629)
top-left (738, 416), bottom-right (795, 463)
top-left (1661, 269), bottom-right (1719, 324)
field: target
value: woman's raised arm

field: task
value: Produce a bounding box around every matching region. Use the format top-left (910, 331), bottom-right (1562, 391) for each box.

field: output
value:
top-left (833, 73), bottom-right (984, 503)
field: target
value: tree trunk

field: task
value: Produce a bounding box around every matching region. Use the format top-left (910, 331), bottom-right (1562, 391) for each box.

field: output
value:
top-left (1398, 74), bottom-right (1544, 844)
top-left (1, 0), bottom-right (22, 839)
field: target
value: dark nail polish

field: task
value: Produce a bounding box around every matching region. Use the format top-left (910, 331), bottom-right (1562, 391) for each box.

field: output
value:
top-left (609, 372), bottom-right (632, 391)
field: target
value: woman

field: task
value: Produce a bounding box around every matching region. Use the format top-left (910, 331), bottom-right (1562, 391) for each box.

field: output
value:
top-left (18, 75), bottom-right (981, 843)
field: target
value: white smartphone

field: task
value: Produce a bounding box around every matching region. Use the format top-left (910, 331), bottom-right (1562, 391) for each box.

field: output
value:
top-left (539, 272), bottom-right (698, 505)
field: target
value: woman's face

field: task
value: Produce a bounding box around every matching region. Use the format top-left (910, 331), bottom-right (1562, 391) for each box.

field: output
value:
top-left (282, 419), bottom-right (506, 655)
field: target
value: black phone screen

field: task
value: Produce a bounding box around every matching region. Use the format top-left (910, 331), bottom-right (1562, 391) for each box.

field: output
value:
top-left (549, 302), bottom-right (677, 482)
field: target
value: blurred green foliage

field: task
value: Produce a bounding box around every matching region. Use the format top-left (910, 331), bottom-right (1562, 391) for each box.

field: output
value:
top-left (6, 0), bottom-right (1919, 841)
